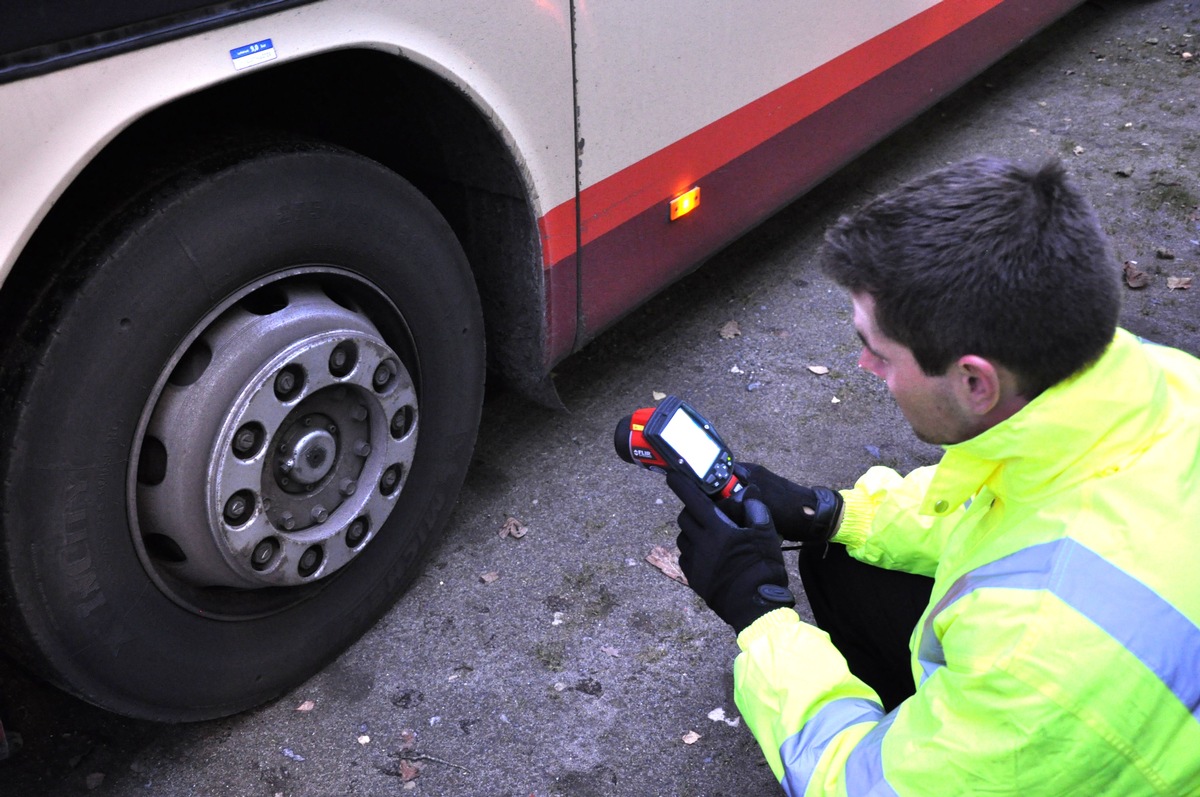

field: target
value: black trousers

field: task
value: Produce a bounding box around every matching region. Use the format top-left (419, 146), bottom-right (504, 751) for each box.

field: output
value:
top-left (796, 542), bottom-right (934, 712)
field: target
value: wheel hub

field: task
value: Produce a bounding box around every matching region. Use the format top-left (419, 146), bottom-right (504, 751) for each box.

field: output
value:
top-left (134, 279), bottom-right (418, 591)
top-left (275, 416), bottom-right (339, 491)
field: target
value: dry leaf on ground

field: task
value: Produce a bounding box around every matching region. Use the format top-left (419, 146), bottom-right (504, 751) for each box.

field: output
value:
top-left (719, 320), bottom-right (741, 339)
top-left (479, 571), bottom-right (500, 584)
top-left (397, 759), bottom-right (424, 782)
top-left (1167, 276), bottom-right (1192, 290)
top-left (1123, 260), bottom-right (1150, 288)
top-left (499, 515), bottom-right (528, 539)
top-left (646, 545), bottom-right (688, 585)
top-left (652, 390), bottom-right (667, 401)
top-left (807, 365), bottom-right (830, 375)
top-left (681, 731), bottom-right (702, 745)
top-left (708, 707), bottom-right (742, 727)
top-left (295, 700), bottom-right (315, 712)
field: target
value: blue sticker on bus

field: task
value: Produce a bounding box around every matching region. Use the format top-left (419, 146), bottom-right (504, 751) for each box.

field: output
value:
top-left (230, 39), bottom-right (277, 70)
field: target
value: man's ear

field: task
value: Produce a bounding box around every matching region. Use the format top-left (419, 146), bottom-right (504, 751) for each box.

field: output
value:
top-left (954, 355), bottom-right (1003, 416)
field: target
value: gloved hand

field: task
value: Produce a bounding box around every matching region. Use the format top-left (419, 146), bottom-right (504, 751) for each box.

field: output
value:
top-left (667, 471), bottom-right (795, 633)
top-left (735, 463), bottom-right (843, 543)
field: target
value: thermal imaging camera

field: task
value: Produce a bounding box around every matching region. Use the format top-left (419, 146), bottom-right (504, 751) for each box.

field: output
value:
top-left (614, 395), bottom-right (742, 499)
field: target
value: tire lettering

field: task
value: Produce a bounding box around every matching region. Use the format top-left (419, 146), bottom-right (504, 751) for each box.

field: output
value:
top-left (61, 475), bottom-right (106, 618)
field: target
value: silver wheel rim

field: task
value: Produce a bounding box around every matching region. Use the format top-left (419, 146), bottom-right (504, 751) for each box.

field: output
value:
top-left (129, 270), bottom-right (418, 615)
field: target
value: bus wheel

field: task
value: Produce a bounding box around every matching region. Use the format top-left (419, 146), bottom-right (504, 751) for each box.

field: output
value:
top-left (0, 141), bottom-right (485, 720)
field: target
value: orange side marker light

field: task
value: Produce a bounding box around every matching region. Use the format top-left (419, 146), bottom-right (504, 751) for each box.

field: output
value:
top-left (669, 187), bottom-right (700, 221)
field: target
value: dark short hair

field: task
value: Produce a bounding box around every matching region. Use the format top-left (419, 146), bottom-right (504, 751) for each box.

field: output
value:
top-left (820, 157), bottom-right (1120, 397)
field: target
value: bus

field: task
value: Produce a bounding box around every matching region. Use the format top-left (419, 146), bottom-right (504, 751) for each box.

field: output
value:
top-left (0, 0), bottom-right (1082, 721)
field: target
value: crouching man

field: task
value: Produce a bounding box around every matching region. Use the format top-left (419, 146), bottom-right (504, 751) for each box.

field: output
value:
top-left (668, 158), bottom-right (1200, 796)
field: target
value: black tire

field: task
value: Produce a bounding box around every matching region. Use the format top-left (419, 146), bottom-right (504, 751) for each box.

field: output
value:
top-left (0, 141), bottom-right (485, 720)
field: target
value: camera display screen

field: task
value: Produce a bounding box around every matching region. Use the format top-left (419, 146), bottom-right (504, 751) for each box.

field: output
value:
top-left (660, 408), bottom-right (721, 478)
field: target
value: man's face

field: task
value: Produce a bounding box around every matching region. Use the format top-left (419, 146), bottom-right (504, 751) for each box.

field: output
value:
top-left (851, 293), bottom-right (978, 445)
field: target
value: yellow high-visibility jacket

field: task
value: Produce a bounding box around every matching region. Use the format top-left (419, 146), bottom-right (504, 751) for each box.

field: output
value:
top-left (734, 330), bottom-right (1200, 796)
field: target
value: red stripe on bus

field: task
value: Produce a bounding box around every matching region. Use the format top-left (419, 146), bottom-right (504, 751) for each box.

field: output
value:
top-left (538, 0), bottom-right (1003, 270)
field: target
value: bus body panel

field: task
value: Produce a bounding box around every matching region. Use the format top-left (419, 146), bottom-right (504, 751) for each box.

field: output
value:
top-left (0, 0), bottom-right (576, 280)
top-left (563, 0), bottom-right (1085, 345)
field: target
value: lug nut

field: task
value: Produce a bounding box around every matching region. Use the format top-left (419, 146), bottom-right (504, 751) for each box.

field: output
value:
top-left (346, 518), bottom-right (368, 547)
top-left (353, 440), bottom-right (372, 457)
top-left (373, 363), bottom-right (392, 389)
top-left (279, 511), bottom-right (296, 530)
top-left (339, 478), bottom-right (357, 497)
top-left (311, 505), bottom-right (329, 524)
top-left (351, 405), bottom-right (368, 422)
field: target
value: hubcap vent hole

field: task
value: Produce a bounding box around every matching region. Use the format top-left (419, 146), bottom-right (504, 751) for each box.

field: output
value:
top-left (241, 286), bottom-right (289, 316)
top-left (145, 533), bottom-right (187, 563)
top-left (169, 339), bottom-right (212, 387)
top-left (138, 435), bottom-right (168, 486)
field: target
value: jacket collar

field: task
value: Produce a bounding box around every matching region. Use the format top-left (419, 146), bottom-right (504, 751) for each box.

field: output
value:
top-left (919, 330), bottom-right (1164, 515)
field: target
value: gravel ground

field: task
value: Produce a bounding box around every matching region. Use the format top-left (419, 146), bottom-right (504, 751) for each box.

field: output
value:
top-left (1, 1), bottom-right (1197, 794)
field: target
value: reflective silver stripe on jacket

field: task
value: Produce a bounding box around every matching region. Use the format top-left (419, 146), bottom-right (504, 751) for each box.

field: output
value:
top-left (917, 538), bottom-right (1200, 720)
top-left (779, 697), bottom-right (897, 797)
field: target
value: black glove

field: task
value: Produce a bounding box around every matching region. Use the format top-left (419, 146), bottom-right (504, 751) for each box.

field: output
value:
top-left (735, 463), bottom-right (843, 543)
top-left (667, 471), bottom-right (795, 633)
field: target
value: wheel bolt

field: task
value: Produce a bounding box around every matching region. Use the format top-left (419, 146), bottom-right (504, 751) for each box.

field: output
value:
top-left (329, 342), bottom-right (357, 377)
top-left (276, 371), bottom-right (295, 395)
top-left (274, 365), bottom-right (304, 401)
top-left (279, 511), bottom-right (296, 530)
top-left (311, 505), bottom-right (329, 523)
top-left (373, 363), bottom-right (392, 388)
top-left (339, 478), bottom-right (357, 497)
top-left (351, 405), bottom-right (368, 422)
top-left (251, 539), bottom-right (277, 570)
top-left (390, 407), bottom-right (414, 438)
top-left (223, 491), bottom-right (254, 525)
top-left (233, 424), bottom-right (261, 457)
top-left (347, 518), bottom-right (368, 547)
top-left (380, 465), bottom-right (402, 496)
top-left (298, 546), bottom-right (322, 577)
top-left (353, 439), bottom-right (371, 457)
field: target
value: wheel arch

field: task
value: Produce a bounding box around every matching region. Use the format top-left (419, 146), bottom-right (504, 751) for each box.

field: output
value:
top-left (0, 47), bottom-right (558, 405)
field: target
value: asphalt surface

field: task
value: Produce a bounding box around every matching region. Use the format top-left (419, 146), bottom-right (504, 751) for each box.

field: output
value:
top-left (2, 1), bottom-right (1198, 794)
